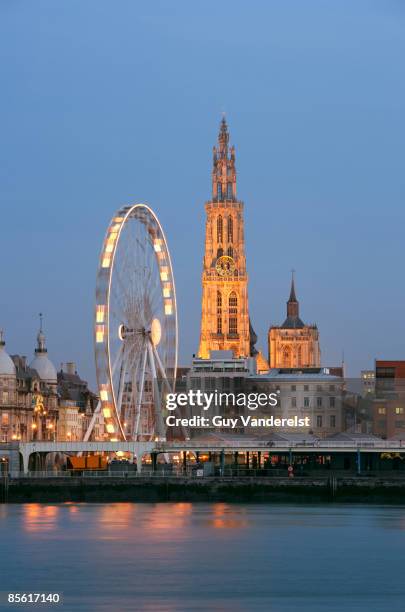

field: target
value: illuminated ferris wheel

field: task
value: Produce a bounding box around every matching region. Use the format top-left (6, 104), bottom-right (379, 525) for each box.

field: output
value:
top-left (90, 204), bottom-right (178, 442)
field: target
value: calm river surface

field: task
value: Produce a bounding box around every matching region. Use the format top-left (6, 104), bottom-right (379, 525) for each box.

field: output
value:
top-left (0, 503), bottom-right (405, 611)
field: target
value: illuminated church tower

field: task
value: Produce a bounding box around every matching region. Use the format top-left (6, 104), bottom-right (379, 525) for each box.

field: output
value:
top-left (268, 273), bottom-right (321, 368)
top-left (198, 118), bottom-right (250, 359)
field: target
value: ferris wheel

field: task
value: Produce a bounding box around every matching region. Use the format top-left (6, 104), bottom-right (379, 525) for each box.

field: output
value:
top-left (87, 204), bottom-right (178, 442)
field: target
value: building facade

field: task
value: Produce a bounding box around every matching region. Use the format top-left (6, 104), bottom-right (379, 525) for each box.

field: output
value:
top-left (0, 327), bottom-right (58, 442)
top-left (198, 118), bottom-right (251, 359)
top-left (268, 275), bottom-right (320, 369)
top-left (247, 368), bottom-right (344, 438)
top-left (373, 360), bottom-right (405, 439)
top-left (0, 327), bottom-right (102, 443)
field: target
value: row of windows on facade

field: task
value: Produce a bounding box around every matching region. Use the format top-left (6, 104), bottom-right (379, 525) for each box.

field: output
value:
top-left (289, 384), bottom-right (337, 392)
top-left (217, 291), bottom-right (238, 335)
top-left (216, 215), bottom-right (234, 243)
top-left (189, 377), bottom-right (245, 390)
top-left (290, 396), bottom-right (336, 408)
top-left (377, 420), bottom-right (405, 429)
top-left (377, 407), bottom-right (405, 415)
top-left (216, 183), bottom-right (234, 202)
top-left (0, 411), bottom-right (83, 425)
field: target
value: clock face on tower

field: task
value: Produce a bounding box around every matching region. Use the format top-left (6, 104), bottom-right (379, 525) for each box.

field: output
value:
top-left (216, 255), bottom-right (236, 277)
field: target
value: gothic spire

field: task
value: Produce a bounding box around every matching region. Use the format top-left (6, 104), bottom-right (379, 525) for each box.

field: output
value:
top-left (287, 271), bottom-right (299, 318)
top-left (218, 115), bottom-right (229, 158)
top-left (289, 270), bottom-right (297, 303)
top-left (212, 115), bottom-right (236, 201)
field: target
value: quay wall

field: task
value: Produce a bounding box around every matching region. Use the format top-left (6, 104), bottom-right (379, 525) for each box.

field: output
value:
top-left (3, 476), bottom-right (405, 503)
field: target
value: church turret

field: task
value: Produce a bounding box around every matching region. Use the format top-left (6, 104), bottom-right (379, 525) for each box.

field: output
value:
top-left (35, 313), bottom-right (47, 354)
top-left (30, 314), bottom-right (57, 383)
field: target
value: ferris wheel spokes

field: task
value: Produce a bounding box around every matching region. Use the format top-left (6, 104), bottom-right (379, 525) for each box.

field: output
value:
top-left (86, 203), bottom-right (178, 444)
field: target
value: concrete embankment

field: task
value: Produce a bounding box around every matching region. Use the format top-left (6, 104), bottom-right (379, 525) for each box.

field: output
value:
top-left (3, 476), bottom-right (405, 503)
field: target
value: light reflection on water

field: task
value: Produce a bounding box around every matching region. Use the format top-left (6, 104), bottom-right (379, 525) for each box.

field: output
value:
top-left (1, 503), bottom-right (405, 611)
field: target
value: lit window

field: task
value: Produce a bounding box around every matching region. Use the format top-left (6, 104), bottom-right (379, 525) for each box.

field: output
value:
top-left (106, 423), bottom-right (115, 434)
top-left (378, 407), bottom-right (386, 415)
top-left (395, 407), bottom-right (404, 414)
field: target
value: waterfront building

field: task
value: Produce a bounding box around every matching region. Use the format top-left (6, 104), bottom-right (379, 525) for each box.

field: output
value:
top-left (198, 118), bottom-right (254, 360)
top-left (57, 362), bottom-right (100, 441)
top-left (268, 274), bottom-right (320, 369)
top-left (186, 351), bottom-right (255, 435)
top-left (373, 360), bottom-right (405, 439)
top-left (0, 326), bottom-right (102, 442)
top-left (0, 331), bottom-right (18, 442)
top-left (0, 325), bottom-right (59, 442)
top-left (247, 367), bottom-right (343, 437)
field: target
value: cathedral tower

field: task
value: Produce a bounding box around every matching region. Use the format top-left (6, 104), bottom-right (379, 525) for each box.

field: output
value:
top-left (268, 273), bottom-right (321, 368)
top-left (198, 118), bottom-right (250, 359)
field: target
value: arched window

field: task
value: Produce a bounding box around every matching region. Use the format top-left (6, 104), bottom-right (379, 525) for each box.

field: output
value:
top-left (283, 348), bottom-right (291, 367)
top-left (217, 248), bottom-right (223, 259)
top-left (227, 215), bottom-right (233, 242)
top-left (297, 346), bottom-right (302, 365)
top-left (217, 183), bottom-right (223, 201)
top-left (228, 292), bottom-right (238, 335)
top-left (217, 291), bottom-right (222, 334)
top-left (217, 216), bottom-right (223, 243)
top-left (227, 182), bottom-right (233, 200)
top-left (227, 246), bottom-right (233, 258)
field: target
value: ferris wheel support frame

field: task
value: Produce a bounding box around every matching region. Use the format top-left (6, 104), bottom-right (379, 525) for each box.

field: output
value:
top-left (84, 203), bottom-right (178, 443)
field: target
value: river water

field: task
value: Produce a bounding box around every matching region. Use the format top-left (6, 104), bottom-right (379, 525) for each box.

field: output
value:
top-left (0, 503), bottom-right (404, 611)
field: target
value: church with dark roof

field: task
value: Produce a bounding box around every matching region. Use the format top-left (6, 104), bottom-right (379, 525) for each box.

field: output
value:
top-left (268, 273), bottom-right (320, 368)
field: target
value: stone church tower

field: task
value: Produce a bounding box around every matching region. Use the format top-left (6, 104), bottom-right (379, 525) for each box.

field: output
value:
top-left (198, 118), bottom-right (250, 359)
top-left (268, 274), bottom-right (321, 368)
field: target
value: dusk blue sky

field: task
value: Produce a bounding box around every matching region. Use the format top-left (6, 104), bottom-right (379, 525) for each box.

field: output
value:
top-left (1, 1), bottom-right (405, 385)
